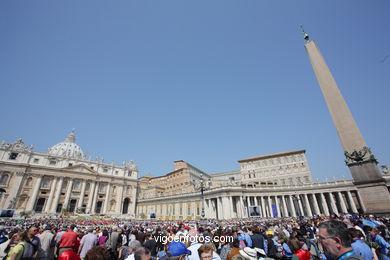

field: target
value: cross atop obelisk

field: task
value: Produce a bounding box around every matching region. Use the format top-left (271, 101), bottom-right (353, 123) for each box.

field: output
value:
top-left (303, 29), bottom-right (390, 214)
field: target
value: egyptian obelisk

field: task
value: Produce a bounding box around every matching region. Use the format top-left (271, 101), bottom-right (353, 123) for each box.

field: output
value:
top-left (303, 30), bottom-right (390, 214)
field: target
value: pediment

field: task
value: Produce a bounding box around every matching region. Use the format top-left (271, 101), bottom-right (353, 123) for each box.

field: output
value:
top-left (64, 163), bottom-right (97, 174)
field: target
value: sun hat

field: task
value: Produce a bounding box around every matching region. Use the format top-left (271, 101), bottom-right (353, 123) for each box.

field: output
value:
top-left (239, 247), bottom-right (258, 260)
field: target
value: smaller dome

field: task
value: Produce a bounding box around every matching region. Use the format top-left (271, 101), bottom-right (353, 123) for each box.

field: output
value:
top-left (48, 130), bottom-right (85, 160)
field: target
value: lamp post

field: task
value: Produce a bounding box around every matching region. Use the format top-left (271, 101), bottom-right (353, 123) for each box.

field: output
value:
top-left (192, 173), bottom-right (211, 219)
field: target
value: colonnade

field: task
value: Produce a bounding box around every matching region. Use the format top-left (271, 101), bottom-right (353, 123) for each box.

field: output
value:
top-left (203, 190), bottom-right (361, 219)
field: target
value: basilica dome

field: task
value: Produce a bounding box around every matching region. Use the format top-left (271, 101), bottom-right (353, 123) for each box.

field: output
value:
top-left (48, 130), bottom-right (85, 160)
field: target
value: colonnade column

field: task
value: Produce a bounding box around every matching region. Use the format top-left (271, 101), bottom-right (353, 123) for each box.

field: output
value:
top-left (26, 175), bottom-right (43, 211)
top-left (275, 196), bottom-right (281, 217)
top-left (222, 196), bottom-right (231, 219)
top-left (281, 195), bottom-right (288, 217)
top-left (328, 193), bottom-right (339, 215)
top-left (337, 192), bottom-right (348, 213)
top-left (261, 196), bottom-right (267, 217)
top-left (239, 196), bottom-right (245, 218)
top-left (86, 181), bottom-right (96, 213)
top-left (228, 196), bottom-right (234, 218)
top-left (320, 193), bottom-right (330, 216)
top-left (62, 179), bottom-right (73, 211)
top-left (297, 195), bottom-right (304, 216)
top-left (288, 195), bottom-right (297, 217)
top-left (268, 196), bottom-right (274, 217)
top-left (303, 194), bottom-right (313, 216)
top-left (347, 191), bottom-right (358, 213)
top-left (50, 177), bottom-right (64, 213)
top-left (44, 178), bottom-right (57, 213)
top-left (311, 194), bottom-right (321, 215)
top-left (103, 183), bottom-right (111, 213)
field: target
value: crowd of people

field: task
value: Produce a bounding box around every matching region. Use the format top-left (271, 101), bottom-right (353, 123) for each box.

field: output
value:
top-left (0, 214), bottom-right (389, 260)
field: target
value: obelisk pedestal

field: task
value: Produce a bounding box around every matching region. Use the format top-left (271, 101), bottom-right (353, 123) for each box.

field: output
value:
top-left (304, 36), bottom-right (390, 214)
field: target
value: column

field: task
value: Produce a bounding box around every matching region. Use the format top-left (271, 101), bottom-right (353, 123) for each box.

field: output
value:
top-left (303, 194), bottom-right (313, 216)
top-left (347, 191), bottom-right (358, 213)
top-left (86, 181), bottom-right (96, 213)
top-left (281, 195), bottom-right (288, 217)
top-left (228, 196), bottom-right (234, 218)
top-left (44, 177), bottom-right (57, 213)
top-left (268, 196), bottom-right (274, 217)
top-left (337, 192), bottom-right (348, 213)
top-left (297, 195), bottom-right (304, 216)
top-left (26, 175), bottom-right (43, 211)
top-left (62, 179), bottom-right (74, 211)
top-left (275, 196), bottom-right (281, 217)
top-left (320, 193), bottom-right (330, 216)
top-left (50, 177), bottom-right (64, 213)
top-left (103, 183), bottom-right (111, 213)
top-left (77, 180), bottom-right (87, 209)
top-left (131, 188), bottom-right (137, 217)
top-left (311, 194), bottom-right (321, 215)
top-left (239, 196), bottom-right (245, 218)
top-left (288, 195), bottom-right (297, 217)
top-left (328, 193), bottom-right (339, 215)
top-left (261, 196), bottom-right (267, 217)
top-left (356, 190), bottom-right (366, 212)
top-left (91, 182), bottom-right (99, 214)
top-left (217, 197), bottom-right (224, 219)
top-left (115, 185), bottom-right (124, 214)
top-left (4, 172), bottom-right (25, 209)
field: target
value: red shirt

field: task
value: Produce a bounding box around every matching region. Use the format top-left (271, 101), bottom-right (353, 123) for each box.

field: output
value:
top-left (59, 249), bottom-right (81, 260)
top-left (59, 230), bottom-right (78, 248)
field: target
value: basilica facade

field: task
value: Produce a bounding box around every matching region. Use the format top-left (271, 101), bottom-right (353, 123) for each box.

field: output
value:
top-left (1, 132), bottom-right (389, 219)
top-left (0, 131), bottom-right (138, 217)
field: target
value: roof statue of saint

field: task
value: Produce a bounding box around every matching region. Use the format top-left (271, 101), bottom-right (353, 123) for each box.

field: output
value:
top-left (48, 129), bottom-right (85, 160)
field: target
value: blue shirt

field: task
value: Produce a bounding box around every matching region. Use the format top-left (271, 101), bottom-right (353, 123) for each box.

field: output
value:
top-left (373, 234), bottom-right (390, 260)
top-left (238, 233), bottom-right (252, 248)
top-left (351, 239), bottom-right (373, 260)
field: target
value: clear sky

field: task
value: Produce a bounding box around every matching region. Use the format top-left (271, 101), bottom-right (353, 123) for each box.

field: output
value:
top-left (1, 0), bottom-right (389, 181)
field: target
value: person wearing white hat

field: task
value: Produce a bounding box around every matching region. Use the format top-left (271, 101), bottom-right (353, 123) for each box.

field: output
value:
top-left (239, 247), bottom-right (258, 260)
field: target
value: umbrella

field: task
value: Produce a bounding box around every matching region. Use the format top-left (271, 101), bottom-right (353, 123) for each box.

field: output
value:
top-left (362, 219), bottom-right (377, 227)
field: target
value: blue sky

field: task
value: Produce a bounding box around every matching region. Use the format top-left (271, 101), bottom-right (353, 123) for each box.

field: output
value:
top-left (1, 0), bottom-right (389, 181)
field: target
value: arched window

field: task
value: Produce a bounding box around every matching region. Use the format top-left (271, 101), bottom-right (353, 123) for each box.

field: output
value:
top-left (0, 174), bottom-right (9, 185)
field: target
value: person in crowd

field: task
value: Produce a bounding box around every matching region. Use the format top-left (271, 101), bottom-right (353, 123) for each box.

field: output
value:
top-left (5, 232), bottom-right (27, 260)
top-left (78, 228), bottom-right (98, 259)
top-left (134, 247), bottom-right (151, 260)
top-left (227, 239), bottom-right (241, 260)
top-left (85, 246), bottom-right (111, 260)
top-left (198, 244), bottom-right (215, 260)
top-left (349, 228), bottom-right (373, 260)
top-left (38, 225), bottom-right (55, 260)
top-left (59, 224), bottom-right (78, 255)
top-left (124, 240), bottom-right (142, 260)
top-left (287, 237), bottom-right (311, 260)
top-left (98, 230), bottom-right (109, 246)
top-left (143, 233), bottom-right (157, 257)
top-left (317, 220), bottom-right (364, 260)
top-left (0, 230), bottom-right (19, 259)
top-left (370, 228), bottom-right (390, 260)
